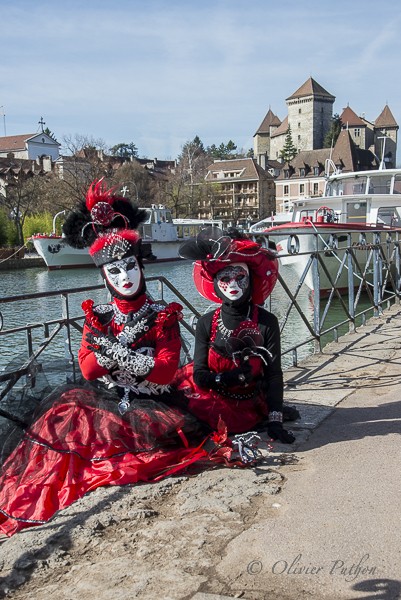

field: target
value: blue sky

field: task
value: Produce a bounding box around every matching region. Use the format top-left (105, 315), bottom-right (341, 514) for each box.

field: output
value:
top-left (1, 0), bottom-right (401, 161)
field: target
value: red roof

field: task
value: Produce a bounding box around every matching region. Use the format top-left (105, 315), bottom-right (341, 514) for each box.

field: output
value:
top-left (0, 134), bottom-right (35, 152)
top-left (375, 105), bottom-right (398, 128)
top-left (286, 77), bottom-right (335, 101)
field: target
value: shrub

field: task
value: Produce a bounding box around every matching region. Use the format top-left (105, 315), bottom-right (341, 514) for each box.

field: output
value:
top-left (23, 213), bottom-right (54, 242)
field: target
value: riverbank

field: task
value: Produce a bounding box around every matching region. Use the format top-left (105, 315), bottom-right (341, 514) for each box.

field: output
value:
top-left (1, 303), bottom-right (400, 599)
top-left (0, 255), bottom-right (45, 271)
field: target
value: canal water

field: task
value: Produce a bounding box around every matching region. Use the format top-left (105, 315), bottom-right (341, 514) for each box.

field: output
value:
top-left (0, 260), bottom-right (377, 376)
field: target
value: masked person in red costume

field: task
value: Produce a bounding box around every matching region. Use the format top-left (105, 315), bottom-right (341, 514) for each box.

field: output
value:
top-left (176, 228), bottom-right (296, 444)
top-left (0, 181), bottom-right (239, 538)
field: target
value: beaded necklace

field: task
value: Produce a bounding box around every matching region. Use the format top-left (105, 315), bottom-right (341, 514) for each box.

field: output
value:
top-left (112, 299), bottom-right (151, 325)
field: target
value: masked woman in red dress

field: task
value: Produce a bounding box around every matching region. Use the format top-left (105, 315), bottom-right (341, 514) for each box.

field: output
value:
top-left (176, 228), bottom-right (296, 443)
top-left (0, 182), bottom-right (235, 537)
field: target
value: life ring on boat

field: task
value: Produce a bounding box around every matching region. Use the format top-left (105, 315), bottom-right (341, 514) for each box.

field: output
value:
top-left (315, 206), bottom-right (336, 223)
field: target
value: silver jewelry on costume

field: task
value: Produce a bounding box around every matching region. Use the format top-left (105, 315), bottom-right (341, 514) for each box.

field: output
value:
top-left (232, 431), bottom-right (262, 463)
top-left (217, 314), bottom-right (234, 339)
top-left (268, 411), bottom-right (283, 423)
top-left (112, 299), bottom-right (151, 325)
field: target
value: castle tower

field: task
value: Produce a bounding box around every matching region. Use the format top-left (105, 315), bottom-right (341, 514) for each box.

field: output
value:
top-left (286, 77), bottom-right (335, 151)
top-left (253, 108), bottom-right (281, 160)
top-left (374, 105), bottom-right (398, 168)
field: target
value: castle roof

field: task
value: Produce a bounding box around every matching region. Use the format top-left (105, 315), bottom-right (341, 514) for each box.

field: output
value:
top-left (375, 105), bottom-right (398, 128)
top-left (254, 108), bottom-right (281, 136)
top-left (286, 77), bottom-right (335, 102)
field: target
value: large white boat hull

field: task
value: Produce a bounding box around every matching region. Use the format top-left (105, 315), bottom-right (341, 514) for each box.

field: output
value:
top-left (31, 237), bottom-right (182, 270)
top-left (264, 225), bottom-right (398, 293)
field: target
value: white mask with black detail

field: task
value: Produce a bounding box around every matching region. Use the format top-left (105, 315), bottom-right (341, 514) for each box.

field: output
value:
top-left (215, 263), bottom-right (250, 302)
top-left (103, 257), bottom-right (142, 298)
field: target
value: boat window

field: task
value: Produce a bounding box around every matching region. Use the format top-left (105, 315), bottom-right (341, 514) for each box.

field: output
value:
top-left (367, 176), bottom-right (391, 194)
top-left (393, 175), bottom-right (401, 194)
top-left (377, 207), bottom-right (401, 226)
top-left (342, 177), bottom-right (368, 195)
top-left (346, 202), bottom-right (367, 223)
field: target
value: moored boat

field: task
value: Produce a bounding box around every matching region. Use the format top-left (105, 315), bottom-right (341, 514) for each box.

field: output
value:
top-left (259, 162), bottom-right (401, 292)
top-left (30, 206), bottom-right (223, 270)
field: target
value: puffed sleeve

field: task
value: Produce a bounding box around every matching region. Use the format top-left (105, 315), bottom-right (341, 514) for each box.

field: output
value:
top-left (145, 320), bottom-right (182, 385)
top-left (78, 321), bottom-right (110, 380)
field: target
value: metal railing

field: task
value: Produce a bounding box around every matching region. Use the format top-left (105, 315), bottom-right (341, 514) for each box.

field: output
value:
top-left (256, 226), bottom-right (401, 365)
top-left (1, 231), bottom-right (400, 412)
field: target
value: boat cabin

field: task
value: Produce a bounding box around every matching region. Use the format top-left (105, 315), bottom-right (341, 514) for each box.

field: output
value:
top-left (139, 205), bottom-right (178, 242)
top-left (291, 168), bottom-right (401, 228)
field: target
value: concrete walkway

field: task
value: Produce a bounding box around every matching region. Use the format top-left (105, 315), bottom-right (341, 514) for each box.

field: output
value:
top-left (203, 303), bottom-right (401, 599)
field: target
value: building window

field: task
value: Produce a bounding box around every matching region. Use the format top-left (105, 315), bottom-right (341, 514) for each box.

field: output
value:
top-left (284, 169), bottom-right (289, 179)
top-left (298, 122), bottom-right (301, 128)
top-left (354, 128), bottom-right (361, 137)
top-left (284, 185), bottom-right (289, 195)
top-left (298, 108), bottom-right (301, 114)
top-left (313, 183), bottom-right (319, 195)
top-left (298, 135), bottom-right (301, 141)
top-left (300, 184), bottom-right (305, 194)
top-left (300, 168), bottom-right (305, 177)
top-left (314, 166), bottom-right (320, 176)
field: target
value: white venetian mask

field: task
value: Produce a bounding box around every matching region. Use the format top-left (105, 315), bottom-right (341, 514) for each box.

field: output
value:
top-left (102, 256), bottom-right (142, 297)
top-left (216, 263), bottom-right (250, 301)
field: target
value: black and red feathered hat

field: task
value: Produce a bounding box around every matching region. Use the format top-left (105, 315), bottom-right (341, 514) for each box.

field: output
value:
top-left (62, 179), bottom-right (148, 267)
top-left (179, 227), bottom-right (278, 304)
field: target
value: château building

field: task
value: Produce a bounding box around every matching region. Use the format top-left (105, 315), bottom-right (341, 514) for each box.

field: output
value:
top-left (253, 76), bottom-right (398, 214)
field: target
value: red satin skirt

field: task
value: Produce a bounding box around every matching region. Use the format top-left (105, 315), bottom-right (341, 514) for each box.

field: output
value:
top-left (0, 385), bottom-right (232, 537)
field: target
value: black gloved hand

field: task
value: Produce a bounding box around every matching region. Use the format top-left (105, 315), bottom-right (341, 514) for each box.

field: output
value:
top-left (118, 309), bottom-right (158, 347)
top-left (267, 422), bottom-right (295, 444)
top-left (85, 326), bottom-right (118, 356)
top-left (219, 363), bottom-right (253, 388)
top-left (85, 326), bottom-right (120, 370)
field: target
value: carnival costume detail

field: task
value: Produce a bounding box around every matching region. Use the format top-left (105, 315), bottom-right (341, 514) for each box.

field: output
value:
top-left (175, 227), bottom-right (296, 442)
top-left (0, 182), bottom-right (243, 538)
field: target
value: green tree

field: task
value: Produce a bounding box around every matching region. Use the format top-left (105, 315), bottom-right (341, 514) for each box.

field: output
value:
top-left (0, 169), bottom-right (45, 245)
top-left (109, 142), bottom-right (138, 158)
top-left (279, 126), bottom-right (298, 162)
top-left (43, 127), bottom-right (58, 141)
top-left (207, 140), bottom-right (238, 160)
top-left (323, 114), bottom-right (343, 148)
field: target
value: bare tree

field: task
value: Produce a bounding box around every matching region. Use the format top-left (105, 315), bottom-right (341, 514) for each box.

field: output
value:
top-left (0, 165), bottom-right (45, 245)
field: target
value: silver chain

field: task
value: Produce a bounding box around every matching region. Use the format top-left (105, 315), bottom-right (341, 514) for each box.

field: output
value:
top-left (217, 314), bottom-right (234, 339)
top-left (112, 300), bottom-right (150, 325)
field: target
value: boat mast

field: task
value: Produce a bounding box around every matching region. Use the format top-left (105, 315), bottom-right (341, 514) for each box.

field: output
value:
top-left (377, 136), bottom-right (387, 171)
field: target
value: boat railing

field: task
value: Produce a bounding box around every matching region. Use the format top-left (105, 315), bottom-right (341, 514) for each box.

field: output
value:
top-left (253, 226), bottom-right (401, 366)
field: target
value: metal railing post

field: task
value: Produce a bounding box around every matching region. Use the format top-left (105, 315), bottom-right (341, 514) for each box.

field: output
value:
top-left (61, 293), bottom-right (73, 361)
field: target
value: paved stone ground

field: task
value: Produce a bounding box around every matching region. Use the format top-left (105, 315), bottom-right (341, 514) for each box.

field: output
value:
top-left (1, 304), bottom-right (401, 600)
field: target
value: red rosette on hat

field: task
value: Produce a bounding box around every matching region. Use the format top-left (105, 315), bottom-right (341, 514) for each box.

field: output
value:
top-left (193, 238), bottom-right (278, 304)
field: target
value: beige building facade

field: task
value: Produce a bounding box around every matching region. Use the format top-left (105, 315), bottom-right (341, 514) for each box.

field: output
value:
top-left (200, 158), bottom-right (276, 227)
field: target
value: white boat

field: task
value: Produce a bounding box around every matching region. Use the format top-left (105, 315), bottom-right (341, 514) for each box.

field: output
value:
top-left (249, 212), bottom-right (293, 233)
top-left (30, 206), bottom-right (223, 270)
top-left (260, 161), bottom-right (401, 293)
